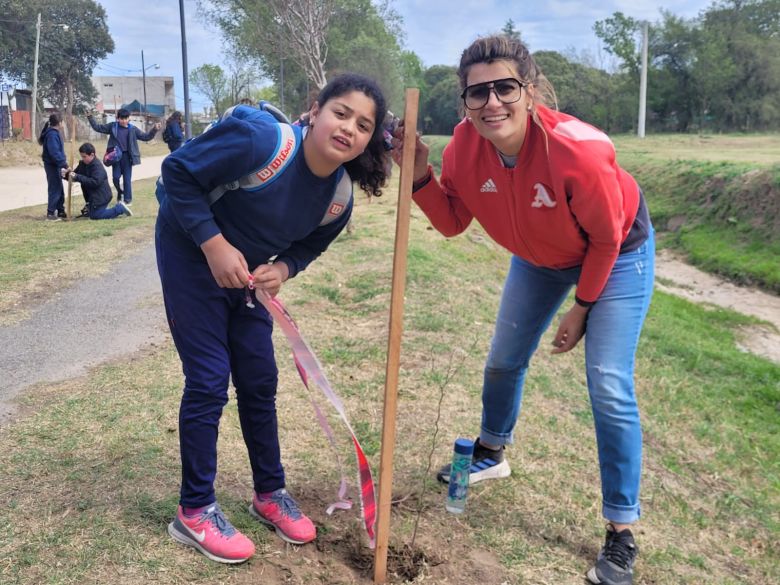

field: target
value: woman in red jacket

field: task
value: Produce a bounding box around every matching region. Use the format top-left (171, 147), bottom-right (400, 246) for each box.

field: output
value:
top-left (394, 35), bottom-right (654, 585)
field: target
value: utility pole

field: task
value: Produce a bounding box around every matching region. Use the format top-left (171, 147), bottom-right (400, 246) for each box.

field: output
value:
top-left (638, 21), bottom-right (649, 138)
top-left (142, 49), bottom-right (148, 128)
top-left (31, 12), bottom-right (41, 139)
top-left (279, 58), bottom-right (285, 115)
top-left (179, 0), bottom-right (192, 139)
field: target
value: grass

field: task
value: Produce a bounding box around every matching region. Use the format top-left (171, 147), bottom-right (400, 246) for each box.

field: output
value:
top-left (0, 138), bottom-right (169, 168)
top-left (0, 178), bottom-right (159, 325)
top-left (0, 165), bottom-right (778, 584)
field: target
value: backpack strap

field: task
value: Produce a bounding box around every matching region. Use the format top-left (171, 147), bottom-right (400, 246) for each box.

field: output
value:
top-left (195, 103), bottom-right (351, 226)
top-left (320, 169), bottom-right (353, 226)
top-left (206, 121), bottom-right (299, 205)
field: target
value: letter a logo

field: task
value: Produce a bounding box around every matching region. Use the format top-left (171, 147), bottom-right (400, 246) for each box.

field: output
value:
top-left (531, 183), bottom-right (556, 208)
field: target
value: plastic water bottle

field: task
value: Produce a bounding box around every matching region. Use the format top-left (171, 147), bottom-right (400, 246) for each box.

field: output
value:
top-left (446, 438), bottom-right (474, 514)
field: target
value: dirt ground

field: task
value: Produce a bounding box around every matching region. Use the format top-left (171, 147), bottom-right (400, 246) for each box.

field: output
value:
top-left (655, 249), bottom-right (780, 363)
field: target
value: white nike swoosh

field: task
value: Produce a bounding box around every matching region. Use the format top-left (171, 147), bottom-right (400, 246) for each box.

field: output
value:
top-left (186, 524), bottom-right (206, 543)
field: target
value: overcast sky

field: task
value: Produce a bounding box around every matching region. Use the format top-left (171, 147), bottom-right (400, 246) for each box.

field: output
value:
top-left (92, 0), bottom-right (715, 112)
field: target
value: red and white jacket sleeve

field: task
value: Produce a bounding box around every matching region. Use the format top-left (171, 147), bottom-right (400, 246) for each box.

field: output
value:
top-left (411, 145), bottom-right (474, 238)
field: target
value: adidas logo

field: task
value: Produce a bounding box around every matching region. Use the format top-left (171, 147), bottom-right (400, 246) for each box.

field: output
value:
top-left (480, 178), bottom-right (497, 193)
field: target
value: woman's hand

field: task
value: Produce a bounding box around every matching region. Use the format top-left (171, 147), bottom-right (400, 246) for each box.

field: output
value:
top-left (391, 120), bottom-right (431, 182)
top-left (551, 304), bottom-right (589, 354)
top-left (200, 234), bottom-right (249, 288)
top-left (252, 262), bottom-right (289, 298)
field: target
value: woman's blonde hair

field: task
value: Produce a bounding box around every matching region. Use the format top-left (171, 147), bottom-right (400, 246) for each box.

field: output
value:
top-left (457, 35), bottom-right (558, 110)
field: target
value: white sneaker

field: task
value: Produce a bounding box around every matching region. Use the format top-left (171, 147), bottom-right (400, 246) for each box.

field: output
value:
top-left (117, 201), bottom-right (133, 217)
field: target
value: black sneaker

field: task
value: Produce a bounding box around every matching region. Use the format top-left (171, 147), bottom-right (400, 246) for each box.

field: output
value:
top-left (586, 524), bottom-right (638, 585)
top-left (80, 205), bottom-right (90, 217)
top-left (57, 210), bottom-right (67, 219)
top-left (46, 213), bottom-right (61, 222)
top-left (436, 438), bottom-right (511, 484)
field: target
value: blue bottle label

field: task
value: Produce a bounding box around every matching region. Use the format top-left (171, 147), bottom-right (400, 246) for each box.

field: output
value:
top-left (447, 453), bottom-right (470, 500)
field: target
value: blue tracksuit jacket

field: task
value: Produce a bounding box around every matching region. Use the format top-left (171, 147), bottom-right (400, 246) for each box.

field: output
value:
top-left (41, 127), bottom-right (67, 168)
top-left (158, 106), bottom-right (353, 276)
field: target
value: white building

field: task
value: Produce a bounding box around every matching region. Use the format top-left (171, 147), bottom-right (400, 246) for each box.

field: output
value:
top-left (91, 75), bottom-right (175, 117)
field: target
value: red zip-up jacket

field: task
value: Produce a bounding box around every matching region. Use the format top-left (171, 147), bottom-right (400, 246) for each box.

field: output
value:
top-left (412, 105), bottom-right (640, 303)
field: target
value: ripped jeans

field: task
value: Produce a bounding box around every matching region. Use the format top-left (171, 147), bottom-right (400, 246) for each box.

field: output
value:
top-left (480, 231), bottom-right (654, 524)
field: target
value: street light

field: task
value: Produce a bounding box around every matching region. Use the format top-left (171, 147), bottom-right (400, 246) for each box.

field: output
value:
top-left (31, 13), bottom-right (69, 138)
top-left (141, 50), bottom-right (160, 128)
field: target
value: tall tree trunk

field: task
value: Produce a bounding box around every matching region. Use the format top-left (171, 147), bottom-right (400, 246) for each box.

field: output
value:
top-left (66, 77), bottom-right (75, 143)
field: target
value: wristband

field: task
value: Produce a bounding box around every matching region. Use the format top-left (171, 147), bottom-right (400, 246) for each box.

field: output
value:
top-left (575, 296), bottom-right (595, 309)
top-left (412, 167), bottom-right (433, 192)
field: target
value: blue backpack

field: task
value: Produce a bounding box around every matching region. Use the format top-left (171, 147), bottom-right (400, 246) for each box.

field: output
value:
top-left (156, 102), bottom-right (352, 227)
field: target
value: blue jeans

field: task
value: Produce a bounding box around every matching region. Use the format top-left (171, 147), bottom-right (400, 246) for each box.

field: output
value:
top-left (44, 163), bottom-right (64, 214)
top-left (481, 231), bottom-right (655, 524)
top-left (112, 152), bottom-right (133, 203)
top-left (89, 202), bottom-right (124, 219)
top-left (155, 218), bottom-right (285, 507)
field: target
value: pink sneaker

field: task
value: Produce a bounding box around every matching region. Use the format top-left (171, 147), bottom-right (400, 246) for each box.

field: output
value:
top-left (249, 488), bottom-right (316, 544)
top-left (168, 503), bottom-right (255, 564)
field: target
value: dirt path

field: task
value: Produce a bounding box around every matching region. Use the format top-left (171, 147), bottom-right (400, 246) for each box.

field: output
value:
top-left (655, 249), bottom-right (780, 363)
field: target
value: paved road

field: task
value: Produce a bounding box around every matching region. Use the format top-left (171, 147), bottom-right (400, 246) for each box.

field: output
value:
top-left (0, 155), bottom-right (166, 212)
top-left (0, 155), bottom-right (169, 426)
top-left (0, 243), bottom-right (167, 425)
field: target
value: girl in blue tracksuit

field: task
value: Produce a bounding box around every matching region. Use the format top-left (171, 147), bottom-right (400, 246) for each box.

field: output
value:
top-left (39, 113), bottom-right (69, 220)
top-left (163, 110), bottom-right (185, 153)
top-left (157, 73), bottom-right (388, 564)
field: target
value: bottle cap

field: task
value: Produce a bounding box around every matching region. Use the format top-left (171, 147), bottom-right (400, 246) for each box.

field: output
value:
top-left (454, 437), bottom-right (474, 456)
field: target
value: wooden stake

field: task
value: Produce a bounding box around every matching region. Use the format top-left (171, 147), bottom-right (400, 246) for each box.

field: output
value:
top-left (66, 115), bottom-right (76, 220)
top-left (373, 87), bottom-right (420, 584)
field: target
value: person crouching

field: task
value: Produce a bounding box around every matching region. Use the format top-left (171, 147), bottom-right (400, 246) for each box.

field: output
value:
top-left (62, 143), bottom-right (134, 219)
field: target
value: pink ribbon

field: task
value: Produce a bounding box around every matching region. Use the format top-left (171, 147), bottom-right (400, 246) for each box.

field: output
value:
top-left (250, 281), bottom-right (377, 548)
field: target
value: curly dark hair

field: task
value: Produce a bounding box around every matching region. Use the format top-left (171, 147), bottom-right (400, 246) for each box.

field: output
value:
top-left (315, 73), bottom-right (388, 197)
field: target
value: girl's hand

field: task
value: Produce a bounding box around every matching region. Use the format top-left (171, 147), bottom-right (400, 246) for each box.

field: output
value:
top-left (551, 304), bottom-right (589, 354)
top-left (391, 120), bottom-right (430, 182)
top-left (200, 234), bottom-right (249, 288)
top-left (252, 263), bottom-right (289, 298)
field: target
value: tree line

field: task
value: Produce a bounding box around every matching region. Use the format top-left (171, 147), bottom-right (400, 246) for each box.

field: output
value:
top-left (199, 0), bottom-right (780, 134)
top-left (1, 0), bottom-right (778, 137)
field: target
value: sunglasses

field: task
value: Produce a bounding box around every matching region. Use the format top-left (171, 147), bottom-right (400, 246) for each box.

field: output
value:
top-left (461, 78), bottom-right (527, 110)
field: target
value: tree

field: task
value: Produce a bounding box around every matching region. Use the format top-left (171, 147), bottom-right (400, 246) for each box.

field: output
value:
top-left (648, 11), bottom-right (699, 131)
top-left (0, 0), bottom-right (113, 132)
top-left (502, 18), bottom-right (522, 41)
top-left (265, 0), bottom-right (332, 90)
top-left (593, 12), bottom-right (641, 75)
top-left (225, 61), bottom-right (258, 107)
top-left (200, 0), bottom-right (331, 91)
top-left (399, 51), bottom-right (425, 88)
top-left (189, 64), bottom-right (228, 117)
top-left (419, 65), bottom-right (460, 134)
top-left (693, 0), bottom-right (780, 130)
top-left (326, 0), bottom-right (405, 109)
top-left (199, 0), bottom-right (409, 114)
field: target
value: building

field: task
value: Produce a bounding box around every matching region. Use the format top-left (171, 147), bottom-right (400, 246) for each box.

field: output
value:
top-left (91, 75), bottom-right (175, 117)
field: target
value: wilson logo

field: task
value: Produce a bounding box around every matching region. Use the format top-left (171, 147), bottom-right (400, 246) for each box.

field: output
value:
top-left (328, 202), bottom-right (345, 216)
top-left (531, 183), bottom-right (557, 208)
top-left (256, 136), bottom-right (295, 182)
